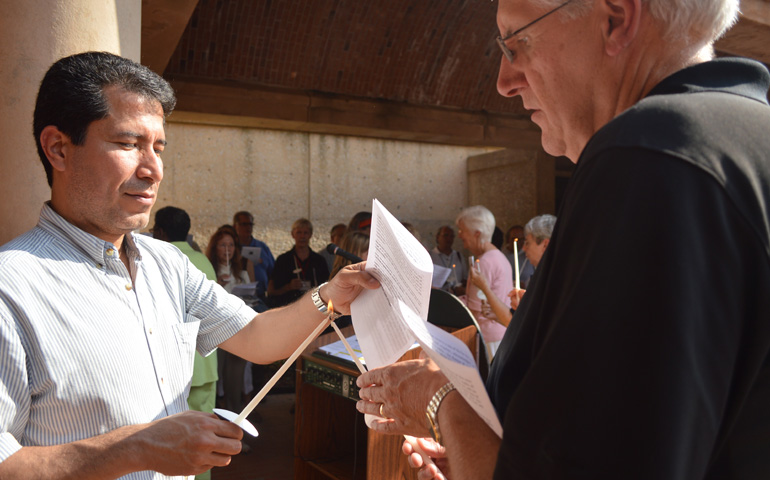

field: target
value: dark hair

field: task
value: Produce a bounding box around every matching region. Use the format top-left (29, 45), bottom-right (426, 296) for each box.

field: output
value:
top-left (233, 211), bottom-right (253, 225)
top-left (492, 226), bottom-right (504, 249)
top-left (347, 211), bottom-right (372, 232)
top-left (154, 206), bottom-right (190, 242)
top-left (33, 51), bottom-right (177, 186)
top-left (206, 227), bottom-right (246, 280)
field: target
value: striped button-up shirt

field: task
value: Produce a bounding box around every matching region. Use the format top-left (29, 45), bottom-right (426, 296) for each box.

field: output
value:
top-left (0, 204), bottom-right (256, 479)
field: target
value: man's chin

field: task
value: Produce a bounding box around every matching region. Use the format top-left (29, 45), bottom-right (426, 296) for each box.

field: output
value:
top-left (118, 213), bottom-right (151, 234)
top-left (539, 131), bottom-right (568, 159)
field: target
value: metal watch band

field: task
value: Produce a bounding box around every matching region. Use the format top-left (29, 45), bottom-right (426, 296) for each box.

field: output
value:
top-left (311, 282), bottom-right (340, 319)
top-left (425, 381), bottom-right (456, 445)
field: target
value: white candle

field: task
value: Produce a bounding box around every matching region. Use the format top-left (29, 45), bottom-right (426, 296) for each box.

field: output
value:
top-left (234, 314), bottom-right (330, 424)
top-left (513, 238), bottom-right (520, 291)
top-left (330, 321), bottom-right (367, 374)
top-left (331, 323), bottom-right (437, 468)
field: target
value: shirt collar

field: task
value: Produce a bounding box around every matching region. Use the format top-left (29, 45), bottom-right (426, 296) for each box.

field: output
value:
top-left (646, 57), bottom-right (770, 104)
top-left (38, 202), bottom-right (143, 266)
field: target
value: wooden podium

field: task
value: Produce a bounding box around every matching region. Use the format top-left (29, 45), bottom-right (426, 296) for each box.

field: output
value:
top-left (293, 324), bottom-right (480, 480)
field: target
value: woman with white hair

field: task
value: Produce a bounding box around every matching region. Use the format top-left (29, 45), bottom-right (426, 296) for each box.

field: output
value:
top-left (471, 214), bottom-right (556, 323)
top-left (455, 205), bottom-right (513, 356)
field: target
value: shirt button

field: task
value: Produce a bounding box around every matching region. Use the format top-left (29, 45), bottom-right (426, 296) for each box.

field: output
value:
top-left (125, 284), bottom-right (132, 291)
top-left (149, 328), bottom-right (153, 334)
top-left (106, 248), bottom-right (115, 256)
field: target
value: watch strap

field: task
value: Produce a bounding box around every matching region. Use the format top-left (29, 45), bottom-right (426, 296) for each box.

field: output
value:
top-left (425, 381), bottom-right (456, 445)
top-left (311, 282), bottom-right (341, 319)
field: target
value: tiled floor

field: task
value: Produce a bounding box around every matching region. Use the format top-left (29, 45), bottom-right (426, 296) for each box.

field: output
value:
top-left (212, 393), bottom-right (295, 480)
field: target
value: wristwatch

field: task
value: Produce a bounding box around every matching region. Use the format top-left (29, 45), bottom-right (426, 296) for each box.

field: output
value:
top-left (311, 282), bottom-right (341, 319)
top-left (425, 381), bottom-right (456, 445)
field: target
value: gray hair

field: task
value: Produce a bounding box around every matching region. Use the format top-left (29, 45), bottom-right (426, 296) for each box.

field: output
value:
top-left (537, 0), bottom-right (738, 45)
top-left (456, 206), bottom-right (496, 243)
top-left (524, 214), bottom-right (557, 244)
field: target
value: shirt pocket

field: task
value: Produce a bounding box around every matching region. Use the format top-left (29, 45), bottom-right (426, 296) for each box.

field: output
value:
top-left (168, 320), bottom-right (200, 399)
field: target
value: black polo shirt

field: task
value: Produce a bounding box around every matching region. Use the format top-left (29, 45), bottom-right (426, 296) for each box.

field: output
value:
top-left (488, 58), bottom-right (770, 480)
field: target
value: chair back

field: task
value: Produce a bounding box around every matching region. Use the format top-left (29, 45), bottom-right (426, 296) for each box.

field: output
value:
top-left (426, 288), bottom-right (490, 380)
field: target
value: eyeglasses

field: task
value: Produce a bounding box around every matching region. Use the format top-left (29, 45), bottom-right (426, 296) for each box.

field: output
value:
top-left (496, 0), bottom-right (573, 64)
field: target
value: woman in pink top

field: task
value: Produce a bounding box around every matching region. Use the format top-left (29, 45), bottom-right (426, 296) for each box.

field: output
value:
top-left (456, 205), bottom-right (513, 356)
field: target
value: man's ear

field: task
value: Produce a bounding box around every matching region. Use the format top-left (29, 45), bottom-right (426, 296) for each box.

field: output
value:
top-left (601, 0), bottom-right (641, 57)
top-left (39, 125), bottom-right (71, 173)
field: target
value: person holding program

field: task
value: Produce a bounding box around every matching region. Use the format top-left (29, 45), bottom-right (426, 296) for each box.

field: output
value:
top-left (429, 225), bottom-right (467, 295)
top-left (233, 210), bottom-right (275, 299)
top-left (206, 226), bottom-right (255, 294)
top-left (0, 51), bottom-right (378, 480)
top-left (355, 0), bottom-right (770, 479)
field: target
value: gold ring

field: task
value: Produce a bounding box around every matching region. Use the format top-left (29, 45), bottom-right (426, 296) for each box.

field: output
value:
top-left (379, 403), bottom-right (385, 417)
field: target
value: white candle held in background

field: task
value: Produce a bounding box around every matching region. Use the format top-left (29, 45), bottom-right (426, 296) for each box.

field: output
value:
top-left (513, 238), bottom-right (520, 291)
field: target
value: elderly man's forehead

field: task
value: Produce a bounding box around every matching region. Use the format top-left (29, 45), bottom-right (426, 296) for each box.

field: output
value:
top-left (496, 0), bottom-right (533, 28)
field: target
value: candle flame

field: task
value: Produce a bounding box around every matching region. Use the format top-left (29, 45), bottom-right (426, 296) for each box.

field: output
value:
top-left (514, 238), bottom-right (519, 242)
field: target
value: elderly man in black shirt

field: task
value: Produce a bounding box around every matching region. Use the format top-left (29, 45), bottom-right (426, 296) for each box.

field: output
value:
top-left (354, 1), bottom-right (770, 479)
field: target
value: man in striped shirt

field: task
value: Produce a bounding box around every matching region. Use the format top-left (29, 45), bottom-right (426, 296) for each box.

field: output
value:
top-left (0, 51), bottom-right (378, 480)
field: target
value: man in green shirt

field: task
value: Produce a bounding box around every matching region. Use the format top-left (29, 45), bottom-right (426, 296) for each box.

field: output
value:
top-left (153, 206), bottom-right (218, 480)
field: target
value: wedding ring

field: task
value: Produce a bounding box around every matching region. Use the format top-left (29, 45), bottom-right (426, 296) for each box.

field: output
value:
top-left (379, 403), bottom-right (385, 417)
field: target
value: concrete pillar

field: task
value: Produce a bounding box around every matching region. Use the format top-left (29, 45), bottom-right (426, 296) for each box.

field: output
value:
top-left (0, 0), bottom-right (141, 245)
top-left (467, 148), bottom-right (556, 231)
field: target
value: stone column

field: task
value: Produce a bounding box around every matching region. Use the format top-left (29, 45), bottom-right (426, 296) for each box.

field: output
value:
top-left (0, 0), bottom-right (141, 245)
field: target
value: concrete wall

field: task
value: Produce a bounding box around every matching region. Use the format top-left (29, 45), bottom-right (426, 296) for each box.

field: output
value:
top-left (159, 119), bottom-right (497, 255)
top-left (0, 0), bottom-right (141, 244)
top-left (467, 149), bottom-right (556, 232)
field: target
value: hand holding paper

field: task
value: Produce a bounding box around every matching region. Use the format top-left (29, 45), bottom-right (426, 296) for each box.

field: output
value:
top-left (351, 200), bottom-right (502, 438)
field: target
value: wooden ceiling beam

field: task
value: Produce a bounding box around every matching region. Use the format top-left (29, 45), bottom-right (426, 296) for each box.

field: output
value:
top-left (141, 0), bottom-right (199, 75)
top-left (716, 0), bottom-right (770, 65)
top-left (168, 78), bottom-right (541, 149)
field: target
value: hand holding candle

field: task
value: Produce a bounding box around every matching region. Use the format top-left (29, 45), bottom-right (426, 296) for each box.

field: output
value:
top-left (328, 307), bottom-right (436, 469)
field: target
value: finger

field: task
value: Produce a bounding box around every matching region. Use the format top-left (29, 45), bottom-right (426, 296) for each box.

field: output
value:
top-left (402, 438), bottom-right (415, 456)
top-left (215, 437), bottom-right (245, 456)
top-left (407, 451), bottom-right (424, 469)
top-left (339, 262), bottom-right (379, 287)
top-left (212, 418), bottom-right (244, 440)
top-left (206, 452), bottom-right (236, 467)
top-left (417, 437), bottom-right (445, 457)
top-left (355, 399), bottom-right (384, 416)
top-left (417, 463), bottom-right (442, 480)
top-left (355, 369), bottom-right (382, 389)
top-left (365, 415), bottom-right (398, 434)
